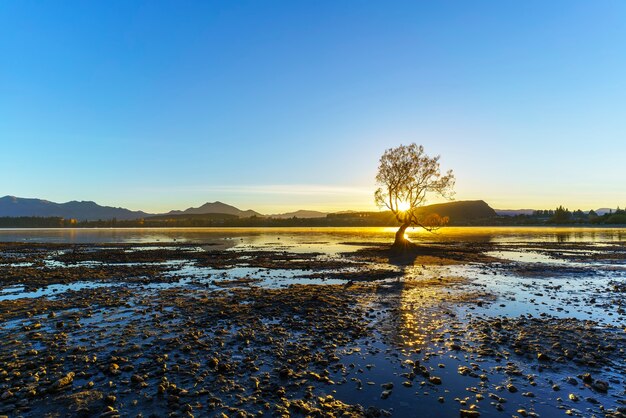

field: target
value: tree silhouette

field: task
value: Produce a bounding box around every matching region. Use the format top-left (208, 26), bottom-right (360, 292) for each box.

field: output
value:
top-left (374, 143), bottom-right (455, 249)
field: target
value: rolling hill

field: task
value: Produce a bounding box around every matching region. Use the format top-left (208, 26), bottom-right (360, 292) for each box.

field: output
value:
top-left (1, 195), bottom-right (498, 226)
top-left (166, 201), bottom-right (262, 218)
top-left (0, 196), bottom-right (150, 221)
top-left (267, 210), bottom-right (327, 219)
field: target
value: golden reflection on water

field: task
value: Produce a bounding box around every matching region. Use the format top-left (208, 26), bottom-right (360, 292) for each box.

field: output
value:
top-left (386, 285), bottom-right (445, 351)
top-left (0, 226), bottom-right (624, 245)
top-left (380, 269), bottom-right (472, 351)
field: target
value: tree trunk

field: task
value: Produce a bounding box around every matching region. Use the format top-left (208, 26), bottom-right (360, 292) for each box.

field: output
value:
top-left (392, 222), bottom-right (412, 250)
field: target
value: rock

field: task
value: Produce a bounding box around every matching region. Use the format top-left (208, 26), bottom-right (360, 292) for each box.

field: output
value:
top-left (568, 393), bottom-right (579, 402)
top-left (108, 363), bottom-right (120, 375)
top-left (278, 367), bottom-right (292, 379)
top-left (458, 366), bottom-right (471, 376)
top-left (592, 380), bottom-right (609, 393)
top-left (51, 372), bottom-right (75, 392)
top-left (66, 390), bottom-right (104, 414)
top-left (381, 390), bottom-right (392, 399)
top-left (99, 406), bottom-right (119, 417)
top-left (506, 384), bottom-right (518, 393)
top-left (537, 352), bottom-right (550, 361)
top-left (429, 376), bottom-right (442, 385)
top-left (459, 409), bottom-right (480, 417)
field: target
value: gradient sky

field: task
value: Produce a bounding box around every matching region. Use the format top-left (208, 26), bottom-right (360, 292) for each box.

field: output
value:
top-left (1, 1), bottom-right (625, 213)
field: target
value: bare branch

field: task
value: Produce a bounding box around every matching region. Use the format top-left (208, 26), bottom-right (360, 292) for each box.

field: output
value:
top-left (374, 143), bottom-right (455, 236)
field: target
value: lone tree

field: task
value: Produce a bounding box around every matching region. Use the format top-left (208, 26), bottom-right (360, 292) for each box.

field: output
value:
top-left (374, 143), bottom-right (455, 249)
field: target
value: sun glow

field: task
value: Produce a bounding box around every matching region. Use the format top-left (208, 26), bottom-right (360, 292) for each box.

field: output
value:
top-left (397, 200), bottom-right (411, 212)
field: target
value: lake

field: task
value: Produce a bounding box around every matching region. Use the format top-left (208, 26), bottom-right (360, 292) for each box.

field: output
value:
top-left (1, 226), bottom-right (624, 246)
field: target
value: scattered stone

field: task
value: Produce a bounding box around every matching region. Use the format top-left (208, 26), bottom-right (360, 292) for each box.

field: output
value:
top-left (51, 372), bottom-right (75, 392)
top-left (429, 376), bottom-right (442, 385)
top-left (460, 409), bottom-right (480, 417)
top-left (592, 380), bottom-right (609, 393)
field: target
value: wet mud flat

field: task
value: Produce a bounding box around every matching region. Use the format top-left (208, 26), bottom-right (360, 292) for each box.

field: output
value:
top-left (0, 239), bottom-right (625, 418)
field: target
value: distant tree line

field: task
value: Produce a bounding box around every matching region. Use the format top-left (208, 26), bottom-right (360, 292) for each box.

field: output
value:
top-left (1, 205), bottom-right (625, 228)
top-left (0, 214), bottom-right (395, 228)
top-left (0, 212), bottom-right (432, 228)
top-left (0, 217), bottom-right (74, 228)
top-left (489, 206), bottom-right (626, 226)
top-left (545, 206), bottom-right (626, 225)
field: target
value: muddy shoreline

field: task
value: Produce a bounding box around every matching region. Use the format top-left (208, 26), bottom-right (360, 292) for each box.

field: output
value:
top-left (1, 239), bottom-right (625, 417)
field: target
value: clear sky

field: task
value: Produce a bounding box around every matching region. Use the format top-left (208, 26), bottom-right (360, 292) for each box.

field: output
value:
top-left (1, 1), bottom-right (625, 213)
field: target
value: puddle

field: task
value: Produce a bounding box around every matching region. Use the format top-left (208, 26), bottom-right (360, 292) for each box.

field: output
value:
top-left (0, 281), bottom-right (118, 301)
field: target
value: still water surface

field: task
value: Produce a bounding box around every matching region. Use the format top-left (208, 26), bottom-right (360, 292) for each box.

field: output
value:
top-left (1, 226), bottom-right (624, 247)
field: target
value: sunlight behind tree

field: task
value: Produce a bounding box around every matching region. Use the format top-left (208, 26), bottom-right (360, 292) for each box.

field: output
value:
top-left (374, 143), bottom-right (455, 249)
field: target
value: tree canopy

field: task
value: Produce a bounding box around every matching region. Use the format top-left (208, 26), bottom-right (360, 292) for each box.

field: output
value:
top-left (374, 143), bottom-right (455, 247)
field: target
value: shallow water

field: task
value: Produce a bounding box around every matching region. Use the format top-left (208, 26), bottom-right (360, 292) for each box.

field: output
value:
top-left (1, 227), bottom-right (625, 417)
top-left (1, 226), bottom-right (625, 246)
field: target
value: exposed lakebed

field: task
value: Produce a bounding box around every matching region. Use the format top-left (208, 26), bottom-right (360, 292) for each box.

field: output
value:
top-left (0, 227), bottom-right (625, 417)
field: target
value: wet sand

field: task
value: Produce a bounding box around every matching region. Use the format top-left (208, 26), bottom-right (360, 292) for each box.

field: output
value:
top-left (0, 236), bottom-right (625, 417)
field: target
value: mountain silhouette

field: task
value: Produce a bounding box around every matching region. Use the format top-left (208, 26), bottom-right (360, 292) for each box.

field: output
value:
top-left (0, 196), bottom-right (150, 221)
top-left (1, 195), bottom-right (498, 223)
top-left (166, 201), bottom-right (262, 217)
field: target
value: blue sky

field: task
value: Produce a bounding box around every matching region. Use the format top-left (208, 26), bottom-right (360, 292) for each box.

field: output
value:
top-left (1, 1), bottom-right (625, 213)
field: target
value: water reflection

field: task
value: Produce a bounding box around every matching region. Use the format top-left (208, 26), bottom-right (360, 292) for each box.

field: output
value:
top-left (373, 248), bottom-right (453, 351)
top-left (1, 226), bottom-right (624, 247)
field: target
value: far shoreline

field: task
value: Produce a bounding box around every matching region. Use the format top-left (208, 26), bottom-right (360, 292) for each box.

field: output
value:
top-left (1, 224), bottom-right (626, 230)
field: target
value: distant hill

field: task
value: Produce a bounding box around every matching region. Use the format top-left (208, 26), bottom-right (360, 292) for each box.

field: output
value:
top-left (166, 201), bottom-right (262, 218)
top-left (142, 200), bottom-right (496, 226)
top-left (328, 200), bottom-right (497, 225)
top-left (268, 210), bottom-right (327, 219)
top-left (1, 196), bottom-right (497, 225)
top-left (414, 200), bottom-right (497, 221)
top-left (147, 212), bottom-right (238, 221)
top-left (596, 208), bottom-right (620, 216)
top-left (495, 209), bottom-right (536, 216)
top-left (0, 196), bottom-right (150, 221)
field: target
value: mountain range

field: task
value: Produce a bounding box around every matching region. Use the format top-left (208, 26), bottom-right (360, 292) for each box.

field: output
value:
top-left (0, 196), bottom-right (329, 221)
top-left (0, 196), bottom-right (150, 221)
top-left (166, 201), bottom-right (262, 218)
top-left (1, 195), bottom-right (619, 221)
